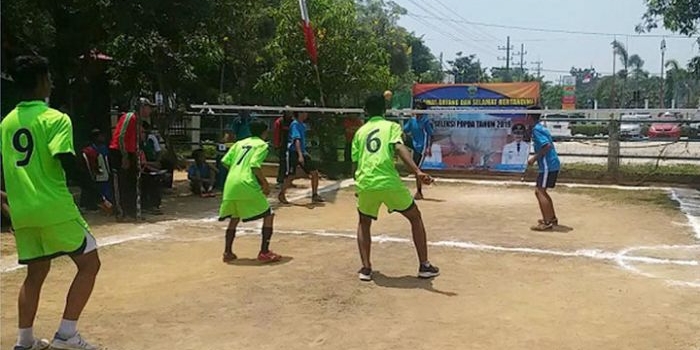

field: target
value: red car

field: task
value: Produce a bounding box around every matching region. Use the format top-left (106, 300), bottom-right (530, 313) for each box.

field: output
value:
top-left (648, 113), bottom-right (681, 139)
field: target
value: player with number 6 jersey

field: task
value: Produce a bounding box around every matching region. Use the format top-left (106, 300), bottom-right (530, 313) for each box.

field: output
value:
top-left (351, 94), bottom-right (439, 282)
top-left (219, 121), bottom-right (282, 263)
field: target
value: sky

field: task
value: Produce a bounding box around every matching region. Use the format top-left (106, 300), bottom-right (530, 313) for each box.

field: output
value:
top-left (394, 0), bottom-right (700, 82)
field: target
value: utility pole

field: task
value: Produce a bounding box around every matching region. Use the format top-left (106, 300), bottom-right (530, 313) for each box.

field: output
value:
top-left (531, 59), bottom-right (543, 80)
top-left (514, 43), bottom-right (528, 81)
top-left (611, 40), bottom-right (617, 108)
top-left (497, 36), bottom-right (514, 79)
top-left (660, 38), bottom-right (666, 109)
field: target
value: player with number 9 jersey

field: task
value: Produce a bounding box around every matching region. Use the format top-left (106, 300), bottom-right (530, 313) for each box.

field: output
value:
top-left (1, 101), bottom-right (82, 230)
top-left (219, 135), bottom-right (271, 221)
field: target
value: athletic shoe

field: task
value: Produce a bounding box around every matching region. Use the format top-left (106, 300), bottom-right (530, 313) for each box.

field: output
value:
top-left (418, 263), bottom-right (440, 279)
top-left (222, 252), bottom-right (237, 263)
top-left (358, 267), bottom-right (373, 281)
top-left (312, 195), bottom-right (325, 203)
top-left (257, 251), bottom-right (282, 263)
top-left (538, 218), bottom-right (558, 226)
top-left (51, 332), bottom-right (98, 350)
top-left (531, 222), bottom-right (554, 231)
top-left (14, 338), bottom-right (50, 350)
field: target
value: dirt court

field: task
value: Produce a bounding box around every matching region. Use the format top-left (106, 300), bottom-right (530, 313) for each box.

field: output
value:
top-left (1, 177), bottom-right (699, 350)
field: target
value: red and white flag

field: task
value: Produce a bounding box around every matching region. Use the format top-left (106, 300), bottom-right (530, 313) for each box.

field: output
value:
top-left (299, 0), bottom-right (318, 65)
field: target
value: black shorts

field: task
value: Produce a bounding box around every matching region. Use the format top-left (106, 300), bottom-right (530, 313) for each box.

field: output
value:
top-left (285, 152), bottom-right (317, 177)
top-left (412, 149), bottom-right (425, 168)
top-left (536, 171), bottom-right (559, 189)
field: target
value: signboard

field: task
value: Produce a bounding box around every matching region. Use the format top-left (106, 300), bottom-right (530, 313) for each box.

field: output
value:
top-left (561, 75), bottom-right (576, 110)
top-left (412, 82), bottom-right (540, 173)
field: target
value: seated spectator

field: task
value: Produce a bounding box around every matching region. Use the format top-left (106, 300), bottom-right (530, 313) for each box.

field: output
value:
top-left (79, 129), bottom-right (112, 211)
top-left (188, 149), bottom-right (217, 197)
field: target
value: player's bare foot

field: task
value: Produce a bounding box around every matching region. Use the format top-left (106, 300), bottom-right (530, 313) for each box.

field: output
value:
top-left (278, 194), bottom-right (289, 204)
top-left (222, 252), bottom-right (237, 263)
top-left (312, 194), bottom-right (325, 203)
top-left (257, 250), bottom-right (282, 263)
top-left (414, 192), bottom-right (424, 200)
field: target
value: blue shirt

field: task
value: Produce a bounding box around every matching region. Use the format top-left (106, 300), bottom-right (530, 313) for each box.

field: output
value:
top-left (532, 122), bottom-right (561, 173)
top-left (287, 119), bottom-right (307, 154)
top-left (187, 163), bottom-right (212, 180)
top-left (230, 114), bottom-right (252, 140)
top-left (403, 116), bottom-right (433, 152)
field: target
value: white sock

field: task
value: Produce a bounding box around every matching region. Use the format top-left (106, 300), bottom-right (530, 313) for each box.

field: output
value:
top-left (57, 319), bottom-right (77, 339)
top-left (17, 327), bottom-right (34, 347)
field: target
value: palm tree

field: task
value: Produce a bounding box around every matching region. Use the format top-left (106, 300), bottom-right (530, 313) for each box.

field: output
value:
top-left (611, 40), bottom-right (629, 77)
top-left (628, 54), bottom-right (646, 79)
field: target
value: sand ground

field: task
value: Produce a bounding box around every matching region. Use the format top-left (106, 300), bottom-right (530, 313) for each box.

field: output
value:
top-left (1, 177), bottom-right (699, 350)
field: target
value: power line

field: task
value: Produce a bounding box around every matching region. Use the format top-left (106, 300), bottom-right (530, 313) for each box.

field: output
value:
top-left (404, 0), bottom-right (501, 57)
top-left (432, 0), bottom-right (501, 42)
top-left (406, 13), bottom-right (695, 39)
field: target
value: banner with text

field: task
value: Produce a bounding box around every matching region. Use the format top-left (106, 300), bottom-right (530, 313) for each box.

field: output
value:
top-left (412, 83), bottom-right (540, 173)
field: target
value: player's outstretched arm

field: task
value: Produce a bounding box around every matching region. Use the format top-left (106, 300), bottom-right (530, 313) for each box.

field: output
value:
top-left (396, 143), bottom-right (432, 184)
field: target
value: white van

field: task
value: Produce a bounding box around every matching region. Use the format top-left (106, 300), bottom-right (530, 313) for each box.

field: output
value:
top-left (542, 114), bottom-right (572, 140)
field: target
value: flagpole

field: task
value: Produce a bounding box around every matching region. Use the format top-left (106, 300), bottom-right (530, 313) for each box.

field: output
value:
top-left (313, 64), bottom-right (325, 107)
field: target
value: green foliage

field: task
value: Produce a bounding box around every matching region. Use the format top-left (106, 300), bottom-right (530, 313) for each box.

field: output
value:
top-left (447, 53), bottom-right (488, 83)
top-left (638, 0), bottom-right (700, 36)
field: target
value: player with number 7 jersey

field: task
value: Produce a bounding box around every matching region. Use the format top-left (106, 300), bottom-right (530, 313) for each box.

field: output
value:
top-left (218, 122), bottom-right (281, 263)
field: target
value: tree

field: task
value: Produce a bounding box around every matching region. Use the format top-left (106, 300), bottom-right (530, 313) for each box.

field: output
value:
top-left (447, 52), bottom-right (488, 83)
top-left (612, 40), bottom-right (629, 78)
top-left (541, 82), bottom-right (563, 109)
top-left (407, 34), bottom-right (442, 83)
top-left (628, 54), bottom-right (647, 79)
top-left (638, 0), bottom-right (700, 37)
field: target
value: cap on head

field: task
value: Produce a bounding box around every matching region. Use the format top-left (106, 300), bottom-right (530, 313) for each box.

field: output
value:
top-left (137, 97), bottom-right (157, 108)
top-left (511, 123), bottom-right (526, 135)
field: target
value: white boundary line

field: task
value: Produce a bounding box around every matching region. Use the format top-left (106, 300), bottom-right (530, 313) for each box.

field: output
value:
top-left (2, 179), bottom-right (698, 289)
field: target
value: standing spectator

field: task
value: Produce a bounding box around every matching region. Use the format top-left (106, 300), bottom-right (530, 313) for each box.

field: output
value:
top-left (231, 110), bottom-right (252, 141)
top-left (343, 114), bottom-right (364, 164)
top-left (215, 130), bottom-right (235, 190)
top-left (278, 106), bottom-right (325, 204)
top-left (402, 101), bottom-right (434, 200)
top-left (109, 97), bottom-right (155, 221)
top-left (272, 109), bottom-right (294, 186)
top-left (79, 129), bottom-right (112, 210)
top-left (188, 149), bottom-right (217, 197)
top-left (139, 144), bottom-right (164, 215)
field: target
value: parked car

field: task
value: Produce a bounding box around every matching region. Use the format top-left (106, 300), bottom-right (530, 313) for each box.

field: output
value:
top-left (619, 114), bottom-right (649, 139)
top-left (648, 112), bottom-right (682, 139)
top-left (542, 114), bottom-right (572, 140)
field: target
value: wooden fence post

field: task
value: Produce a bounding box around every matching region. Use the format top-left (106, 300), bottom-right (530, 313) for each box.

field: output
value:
top-left (607, 115), bottom-right (620, 182)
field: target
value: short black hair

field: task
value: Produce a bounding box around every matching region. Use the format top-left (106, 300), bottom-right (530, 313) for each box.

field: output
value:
top-left (364, 94), bottom-right (386, 116)
top-left (191, 149), bottom-right (204, 159)
top-left (527, 104), bottom-right (542, 121)
top-left (293, 99), bottom-right (314, 118)
top-left (414, 101), bottom-right (428, 110)
top-left (250, 121), bottom-right (268, 137)
top-left (11, 55), bottom-right (49, 92)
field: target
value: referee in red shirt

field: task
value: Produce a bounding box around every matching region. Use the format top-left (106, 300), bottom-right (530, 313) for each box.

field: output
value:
top-left (109, 98), bottom-right (155, 221)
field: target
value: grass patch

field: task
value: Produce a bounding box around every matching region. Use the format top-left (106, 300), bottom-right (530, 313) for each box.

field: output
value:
top-left (564, 162), bottom-right (700, 176)
top-left (559, 187), bottom-right (678, 211)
